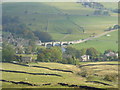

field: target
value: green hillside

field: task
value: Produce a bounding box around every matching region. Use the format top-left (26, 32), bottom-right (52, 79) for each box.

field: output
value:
top-left (1, 62), bottom-right (118, 88)
top-left (3, 2), bottom-right (118, 41)
top-left (71, 30), bottom-right (118, 53)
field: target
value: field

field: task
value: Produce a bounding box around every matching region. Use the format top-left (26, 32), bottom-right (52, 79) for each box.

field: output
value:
top-left (71, 30), bottom-right (118, 53)
top-left (1, 61), bottom-right (119, 89)
top-left (3, 2), bottom-right (118, 41)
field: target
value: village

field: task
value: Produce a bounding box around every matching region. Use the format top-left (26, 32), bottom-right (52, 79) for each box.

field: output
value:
top-left (2, 23), bottom-right (118, 65)
top-left (2, 32), bottom-right (118, 64)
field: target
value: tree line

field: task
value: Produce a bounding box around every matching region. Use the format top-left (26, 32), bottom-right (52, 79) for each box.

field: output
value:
top-left (2, 42), bottom-right (118, 64)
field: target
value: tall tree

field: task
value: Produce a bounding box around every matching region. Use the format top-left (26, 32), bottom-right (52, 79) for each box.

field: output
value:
top-left (86, 47), bottom-right (99, 60)
top-left (2, 42), bottom-right (15, 62)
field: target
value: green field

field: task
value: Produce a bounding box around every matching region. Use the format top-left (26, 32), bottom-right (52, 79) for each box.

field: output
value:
top-left (1, 61), bottom-right (118, 88)
top-left (71, 30), bottom-right (118, 53)
top-left (3, 2), bottom-right (118, 41)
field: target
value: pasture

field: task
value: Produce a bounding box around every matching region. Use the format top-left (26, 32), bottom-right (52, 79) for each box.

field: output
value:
top-left (3, 2), bottom-right (118, 41)
top-left (1, 61), bottom-right (119, 89)
top-left (71, 30), bottom-right (118, 53)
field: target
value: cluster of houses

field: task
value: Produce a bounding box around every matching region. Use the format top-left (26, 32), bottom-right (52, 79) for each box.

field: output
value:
top-left (3, 33), bottom-right (118, 63)
top-left (3, 33), bottom-right (30, 47)
top-left (81, 51), bottom-right (118, 61)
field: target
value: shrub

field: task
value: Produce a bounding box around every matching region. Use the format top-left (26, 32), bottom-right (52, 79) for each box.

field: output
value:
top-left (103, 73), bottom-right (118, 82)
top-left (77, 68), bottom-right (94, 77)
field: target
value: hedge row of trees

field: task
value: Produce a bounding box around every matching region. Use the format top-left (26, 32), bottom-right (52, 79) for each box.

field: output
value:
top-left (37, 46), bottom-right (79, 65)
top-left (36, 46), bottom-right (118, 65)
top-left (2, 41), bottom-right (118, 64)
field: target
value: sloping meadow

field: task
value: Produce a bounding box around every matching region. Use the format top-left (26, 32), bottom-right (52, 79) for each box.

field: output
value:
top-left (1, 62), bottom-right (119, 89)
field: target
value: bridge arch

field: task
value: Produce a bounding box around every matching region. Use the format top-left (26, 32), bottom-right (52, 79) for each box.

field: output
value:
top-left (54, 43), bottom-right (61, 46)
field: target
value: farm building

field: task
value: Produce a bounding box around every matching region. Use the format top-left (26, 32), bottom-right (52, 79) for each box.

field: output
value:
top-left (105, 52), bottom-right (118, 58)
top-left (81, 55), bottom-right (90, 61)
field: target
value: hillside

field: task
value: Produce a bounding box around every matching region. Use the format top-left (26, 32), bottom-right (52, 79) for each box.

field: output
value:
top-left (2, 2), bottom-right (118, 41)
top-left (1, 62), bottom-right (118, 89)
top-left (71, 30), bottom-right (118, 53)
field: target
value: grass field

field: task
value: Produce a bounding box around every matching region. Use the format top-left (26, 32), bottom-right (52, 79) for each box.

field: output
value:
top-left (71, 30), bottom-right (118, 53)
top-left (1, 61), bottom-right (118, 88)
top-left (3, 2), bottom-right (118, 41)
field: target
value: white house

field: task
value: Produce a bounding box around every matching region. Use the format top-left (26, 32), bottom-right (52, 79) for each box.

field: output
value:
top-left (81, 55), bottom-right (90, 61)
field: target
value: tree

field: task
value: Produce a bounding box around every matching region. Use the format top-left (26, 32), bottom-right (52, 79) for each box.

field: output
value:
top-left (37, 46), bottom-right (62, 63)
top-left (34, 31), bottom-right (52, 42)
top-left (112, 9), bottom-right (120, 13)
top-left (50, 47), bottom-right (63, 62)
top-left (65, 47), bottom-right (81, 59)
top-left (65, 47), bottom-right (77, 57)
top-left (80, 48), bottom-right (87, 56)
top-left (104, 49), bottom-right (115, 54)
top-left (86, 47), bottom-right (99, 60)
top-left (2, 43), bottom-right (15, 62)
top-left (113, 25), bottom-right (120, 29)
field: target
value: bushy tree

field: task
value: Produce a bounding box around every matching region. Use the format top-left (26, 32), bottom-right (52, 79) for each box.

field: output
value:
top-left (104, 49), bottom-right (115, 54)
top-left (37, 46), bottom-right (62, 63)
top-left (86, 47), bottom-right (99, 60)
top-left (2, 42), bottom-right (15, 62)
top-left (65, 46), bottom-right (81, 58)
top-left (34, 31), bottom-right (52, 42)
top-left (80, 48), bottom-right (87, 56)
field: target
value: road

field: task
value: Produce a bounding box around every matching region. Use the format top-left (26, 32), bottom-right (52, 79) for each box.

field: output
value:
top-left (81, 30), bottom-right (117, 43)
top-left (37, 30), bottom-right (117, 46)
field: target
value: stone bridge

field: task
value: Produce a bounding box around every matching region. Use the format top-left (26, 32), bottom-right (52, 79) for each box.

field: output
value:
top-left (36, 40), bottom-right (83, 47)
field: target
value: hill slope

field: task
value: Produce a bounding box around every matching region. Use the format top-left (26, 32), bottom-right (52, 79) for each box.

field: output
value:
top-left (1, 62), bottom-right (118, 88)
top-left (3, 2), bottom-right (118, 41)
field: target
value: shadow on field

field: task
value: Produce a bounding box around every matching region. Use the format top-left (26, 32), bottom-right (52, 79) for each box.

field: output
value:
top-left (0, 79), bottom-right (107, 90)
top-left (10, 62), bottom-right (73, 73)
top-left (1, 80), bottom-right (118, 90)
top-left (85, 81), bottom-right (112, 86)
top-left (58, 83), bottom-right (104, 90)
top-left (79, 64), bottom-right (119, 68)
top-left (0, 79), bottom-right (39, 86)
top-left (0, 69), bottom-right (62, 77)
